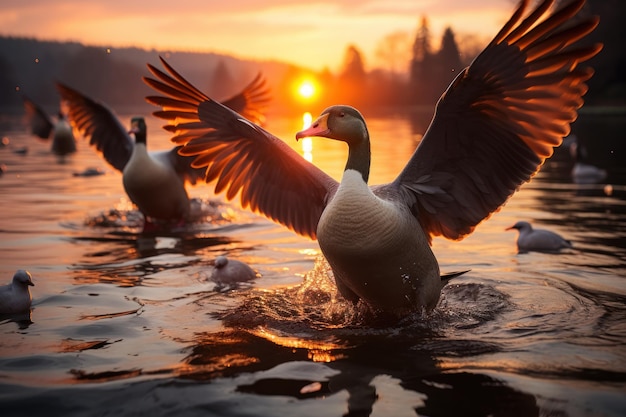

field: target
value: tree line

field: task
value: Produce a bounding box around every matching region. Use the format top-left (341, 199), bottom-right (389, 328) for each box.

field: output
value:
top-left (0, 0), bottom-right (622, 118)
top-left (323, 0), bottom-right (624, 112)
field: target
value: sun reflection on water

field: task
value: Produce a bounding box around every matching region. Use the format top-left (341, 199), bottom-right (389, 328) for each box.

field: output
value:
top-left (249, 326), bottom-right (345, 363)
top-left (300, 112), bottom-right (313, 162)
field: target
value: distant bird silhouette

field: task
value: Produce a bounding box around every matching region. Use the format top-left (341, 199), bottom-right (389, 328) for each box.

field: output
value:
top-left (210, 255), bottom-right (258, 287)
top-left (569, 135), bottom-right (608, 184)
top-left (144, 0), bottom-right (600, 315)
top-left (0, 270), bottom-right (34, 314)
top-left (56, 77), bottom-right (269, 228)
top-left (507, 221), bottom-right (573, 253)
top-left (23, 96), bottom-right (76, 155)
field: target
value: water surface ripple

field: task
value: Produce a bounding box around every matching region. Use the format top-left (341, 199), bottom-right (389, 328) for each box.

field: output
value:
top-left (1, 114), bottom-right (625, 416)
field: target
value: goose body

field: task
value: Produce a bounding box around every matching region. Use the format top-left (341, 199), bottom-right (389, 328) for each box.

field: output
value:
top-left (51, 116), bottom-right (76, 155)
top-left (210, 255), bottom-right (258, 286)
top-left (0, 270), bottom-right (34, 314)
top-left (507, 221), bottom-right (572, 253)
top-left (317, 169), bottom-right (441, 312)
top-left (144, 0), bottom-right (600, 315)
top-left (572, 162), bottom-right (607, 184)
top-left (56, 78), bottom-right (269, 225)
top-left (23, 97), bottom-right (77, 155)
top-left (121, 117), bottom-right (192, 221)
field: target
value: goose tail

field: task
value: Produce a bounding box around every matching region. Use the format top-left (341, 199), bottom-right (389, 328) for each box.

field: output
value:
top-left (441, 270), bottom-right (470, 283)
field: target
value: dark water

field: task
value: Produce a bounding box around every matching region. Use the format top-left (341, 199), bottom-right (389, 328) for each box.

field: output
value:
top-left (1, 112), bottom-right (625, 417)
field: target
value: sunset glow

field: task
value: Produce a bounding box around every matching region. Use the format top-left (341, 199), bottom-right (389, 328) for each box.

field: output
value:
top-left (0, 1), bottom-right (513, 72)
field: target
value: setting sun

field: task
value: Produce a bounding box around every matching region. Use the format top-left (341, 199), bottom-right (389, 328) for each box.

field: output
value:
top-left (297, 80), bottom-right (317, 100)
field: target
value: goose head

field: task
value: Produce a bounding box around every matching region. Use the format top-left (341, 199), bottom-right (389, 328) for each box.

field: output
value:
top-left (506, 221), bottom-right (532, 232)
top-left (14, 270), bottom-right (34, 287)
top-left (296, 105), bottom-right (371, 182)
top-left (129, 116), bottom-right (147, 145)
top-left (214, 255), bottom-right (229, 269)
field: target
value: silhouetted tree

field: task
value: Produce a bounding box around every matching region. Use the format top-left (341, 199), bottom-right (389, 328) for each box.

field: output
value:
top-left (455, 33), bottom-right (487, 67)
top-left (373, 31), bottom-right (412, 106)
top-left (410, 22), bottom-right (463, 105)
top-left (412, 16), bottom-right (432, 62)
top-left (436, 27), bottom-right (463, 91)
top-left (409, 17), bottom-right (439, 105)
top-left (338, 45), bottom-right (368, 107)
top-left (375, 31), bottom-right (411, 76)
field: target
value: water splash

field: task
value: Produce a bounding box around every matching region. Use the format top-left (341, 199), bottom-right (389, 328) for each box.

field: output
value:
top-left (217, 257), bottom-right (358, 331)
top-left (83, 197), bottom-right (231, 231)
top-left (217, 256), bottom-right (514, 343)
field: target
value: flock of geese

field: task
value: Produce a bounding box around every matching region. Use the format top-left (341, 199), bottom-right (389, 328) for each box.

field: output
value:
top-left (2, 0), bottom-right (600, 317)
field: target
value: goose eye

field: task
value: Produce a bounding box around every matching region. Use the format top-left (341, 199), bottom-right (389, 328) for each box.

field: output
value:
top-left (338, 112), bottom-right (345, 118)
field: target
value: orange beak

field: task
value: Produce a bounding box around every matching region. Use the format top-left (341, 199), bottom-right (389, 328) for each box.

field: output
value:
top-left (296, 113), bottom-right (329, 141)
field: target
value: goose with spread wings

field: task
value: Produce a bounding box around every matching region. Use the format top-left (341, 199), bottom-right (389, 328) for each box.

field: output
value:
top-left (23, 96), bottom-right (76, 155)
top-left (56, 76), bottom-right (269, 227)
top-left (144, 0), bottom-right (601, 315)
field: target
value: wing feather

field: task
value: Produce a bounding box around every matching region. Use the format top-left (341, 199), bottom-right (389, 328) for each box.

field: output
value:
top-left (22, 96), bottom-right (54, 139)
top-left (393, 0), bottom-right (601, 241)
top-left (144, 59), bottom-right (338, 239)
top-left (393, 0), bottom-right (601, 239)
top-left (56, 83), bottom-right (133, 172)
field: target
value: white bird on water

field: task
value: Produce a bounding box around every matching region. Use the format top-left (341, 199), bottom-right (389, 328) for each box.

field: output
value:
top-left (507, 221), bottom-right (573, 253)
top-left (210, 256), bottom-right (258, 287)
top-left (0, 270), bottom-right (35, 314)
top-left (569, 136), bottom-right (608, 184)
top-left (144, 0), bottom-right (600, 316)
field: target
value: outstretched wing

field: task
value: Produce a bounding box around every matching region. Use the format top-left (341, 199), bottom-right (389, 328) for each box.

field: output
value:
top-left (144, 57), bottom-right (271, 186)
top-left (220, 74), bottom-right (270, 126)
top-left (393, 0), bottom-right (601, 241)
top-left (23, 96), bottom-right (53, 139)
top-left (56, 83), bottom-right (133, 172)
top-left (145, 57), bottom-right (270, 136)
top-left (144, 58), bottom-right (338, 239)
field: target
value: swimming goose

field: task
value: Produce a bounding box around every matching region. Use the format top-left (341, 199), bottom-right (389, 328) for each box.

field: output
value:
top-left (56, 76), bottom-right (269, 227)
top-left (0, 270), bottom-right (34, 314)
top-left (144, 0), bottom-right (600, 315)
top-left (23, 96), bottom-right (77, 155)
top-left (506, 221), bottom-right (573, 253)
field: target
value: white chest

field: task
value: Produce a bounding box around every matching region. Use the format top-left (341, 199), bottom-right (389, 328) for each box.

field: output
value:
top-left (122, 147), bottom-right (189, 219)
top-left (317, 170), bottom-right (411, 252)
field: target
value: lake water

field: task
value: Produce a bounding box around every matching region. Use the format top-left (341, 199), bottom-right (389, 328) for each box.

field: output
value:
top-left (1, 111), bottom-right (625, 417)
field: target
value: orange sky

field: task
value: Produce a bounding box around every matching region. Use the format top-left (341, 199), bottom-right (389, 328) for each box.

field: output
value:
top-left (1, 0), bottom-right (516, 71)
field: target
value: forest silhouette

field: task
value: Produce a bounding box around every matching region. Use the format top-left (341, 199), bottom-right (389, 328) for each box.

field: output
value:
top-left (0, 0), bottom-right (623, 118)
